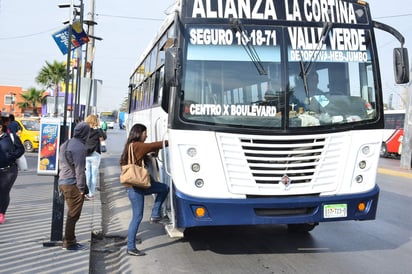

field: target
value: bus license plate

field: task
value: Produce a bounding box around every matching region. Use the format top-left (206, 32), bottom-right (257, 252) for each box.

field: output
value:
top-left (324, 204), bottom-right (347, 218)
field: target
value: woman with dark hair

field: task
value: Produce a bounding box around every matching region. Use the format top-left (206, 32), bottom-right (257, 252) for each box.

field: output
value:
top-left (120, 123), bottom-right (169, 256)
top-left (0, 119), bottom-right (25, 224)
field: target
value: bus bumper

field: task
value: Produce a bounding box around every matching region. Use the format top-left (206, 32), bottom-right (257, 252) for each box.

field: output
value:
top-left (173, 185), bottom-right (379, 228)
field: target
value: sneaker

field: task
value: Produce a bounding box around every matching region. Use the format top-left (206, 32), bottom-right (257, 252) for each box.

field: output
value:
top-left (127, 248), bottom-right (146, 256)
top-left (0, 213), bottom-right (5, 224)
top-left (136, 237), bottom-right (142, 244)
top-left (62, 243), bottom-right (87, 251)
top-left (85, 194), bottom-right (94, 200)
top-left (150, 216), bottom-right (170, 224)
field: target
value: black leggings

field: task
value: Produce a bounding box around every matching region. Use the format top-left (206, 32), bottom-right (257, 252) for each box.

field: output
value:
top-left (0, 164), bottom-right (18, 214)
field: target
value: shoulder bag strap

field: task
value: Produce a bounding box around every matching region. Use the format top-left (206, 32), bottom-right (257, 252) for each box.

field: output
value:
top-left (128, 143), bottom-right (134, 164)
top-left (128, 143), bottom-right (145, 167)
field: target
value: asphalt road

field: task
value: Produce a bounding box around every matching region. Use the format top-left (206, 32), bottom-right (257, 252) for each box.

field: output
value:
top-left (93, 129), bottom-right (412, 274)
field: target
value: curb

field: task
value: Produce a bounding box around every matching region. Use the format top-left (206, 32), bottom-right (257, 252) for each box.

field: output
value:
top-left (377, 168), bottom-right (412, 179)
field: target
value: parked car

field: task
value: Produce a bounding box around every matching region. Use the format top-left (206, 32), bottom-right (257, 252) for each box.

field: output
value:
top-left (15, 118), bottom-right (40, 152)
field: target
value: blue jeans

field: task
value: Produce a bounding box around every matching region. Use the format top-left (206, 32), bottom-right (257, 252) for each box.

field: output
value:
top-left (126, 178), bottom-right (169, 250)
top-left (85, 151), bottom-right (101, 196)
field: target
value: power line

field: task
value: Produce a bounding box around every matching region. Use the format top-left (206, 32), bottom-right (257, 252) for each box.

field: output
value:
top-left (0, 12), bottom-right (165, 41)
top-left (0, 26), bottom-right (62, 40)
top-left (375, 13), bottom-right (412, 19)
top-left (95, 13), bottom-right (163, 21)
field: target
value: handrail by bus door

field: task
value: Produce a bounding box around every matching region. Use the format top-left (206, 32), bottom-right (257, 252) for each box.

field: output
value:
top-left (161, 130), bottom-right (180, 234)
top-left (155, 117), bottom-right (178, 232)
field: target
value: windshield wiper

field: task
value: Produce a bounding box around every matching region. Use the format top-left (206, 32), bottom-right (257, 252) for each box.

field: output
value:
top-left (299, 22), bottom-right (332, 100)
top-left (230, 18), bottom-right (267, 75)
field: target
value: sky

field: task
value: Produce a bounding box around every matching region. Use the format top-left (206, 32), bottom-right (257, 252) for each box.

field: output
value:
top-left (0, 0), bottom-right (411, 111)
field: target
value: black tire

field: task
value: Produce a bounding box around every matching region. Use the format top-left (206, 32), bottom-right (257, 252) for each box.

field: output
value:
top-left (380, 143), bottom-right (389, 158)
top-left (23, 140), bottom-right (34, 152)
top-left (287, 223), bottom-right (318, 233)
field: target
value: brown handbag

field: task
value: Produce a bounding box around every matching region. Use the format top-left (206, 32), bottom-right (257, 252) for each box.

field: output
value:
top-left (120, 143), bottom-right (151, 189)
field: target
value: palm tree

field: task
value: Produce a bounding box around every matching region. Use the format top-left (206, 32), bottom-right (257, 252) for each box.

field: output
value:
top-left (36, 60), bottom-right (67, 116)
top-left (17, 87), bottom-right (45, 116)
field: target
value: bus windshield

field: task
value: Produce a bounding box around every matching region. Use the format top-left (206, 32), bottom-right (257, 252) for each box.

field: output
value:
top-left (181, 24), bottom-right (377, 129)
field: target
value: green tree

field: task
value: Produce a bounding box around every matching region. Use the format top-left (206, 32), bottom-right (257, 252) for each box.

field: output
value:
top-left (119, 96), bottom-right (129, 112)
top-left (17, 87), bottom-right (45, 116)
top-left (36, 60), bottom-right (67, 116)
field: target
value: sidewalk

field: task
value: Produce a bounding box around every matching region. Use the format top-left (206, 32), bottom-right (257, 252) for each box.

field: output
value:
top-left (0, 156), bottom-right (101, 274)
top-left (89, 132), bottom-right (172, 273)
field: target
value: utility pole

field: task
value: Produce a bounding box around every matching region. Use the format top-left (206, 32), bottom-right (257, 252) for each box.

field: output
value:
top-left (84, 0), bottom-right (101, 116)
top-left (84, 0), bottom-right (95, 79)
top-left (400, 84), bottom-right (412, 169)
top-left (73, 0), bottom-right (84, 123)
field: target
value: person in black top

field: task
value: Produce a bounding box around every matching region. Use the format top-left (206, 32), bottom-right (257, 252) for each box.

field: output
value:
top-left (0, 119), bottom-right (25, 224)
top-left (84, 114), bottom-right (107, 199)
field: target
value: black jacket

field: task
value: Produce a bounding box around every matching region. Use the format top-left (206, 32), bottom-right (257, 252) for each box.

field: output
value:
top-left (0, 132), bottom-right (25, 168)
top-left (86, 128), bottom-right (106, 156)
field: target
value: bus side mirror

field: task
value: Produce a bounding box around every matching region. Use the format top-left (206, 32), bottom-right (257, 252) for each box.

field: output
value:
top-left (393, 47), bottom-right (409, 84)
top-left (164, 47), bottom-right (180, 87)
top-left (162, 48), bottom-right (181, 112)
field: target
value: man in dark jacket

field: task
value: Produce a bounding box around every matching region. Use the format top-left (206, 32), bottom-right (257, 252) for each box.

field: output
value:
top-left (58, 122), bottom-right (90, 250)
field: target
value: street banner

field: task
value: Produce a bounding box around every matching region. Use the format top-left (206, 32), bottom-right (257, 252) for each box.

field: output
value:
top-left (37, 118), bottom-right (61, 175)
top-left (52, 21), bottom-right (89, 55)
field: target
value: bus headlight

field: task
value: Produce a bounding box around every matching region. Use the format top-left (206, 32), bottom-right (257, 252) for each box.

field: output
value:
top-left (362, 145), bottom-right (370, 155)
top-left (355, 175), bottom-right (363, 184)
top-left (187, 147), bottom-right (197, 157)
top-left (358, 160), bottom-right (367, 169)
top-left (191, 163), bottom-right (200, 172)
top-left (194, 179), bottom-right (204, 188)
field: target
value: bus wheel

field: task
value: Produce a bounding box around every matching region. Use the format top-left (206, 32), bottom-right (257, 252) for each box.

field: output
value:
top-left (287, 223), bottom-right (318, 233)
top-left (380, 143), bottom-right (389, 158)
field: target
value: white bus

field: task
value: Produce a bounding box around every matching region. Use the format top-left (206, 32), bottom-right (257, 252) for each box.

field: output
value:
top-left (99, 111), bottom-right (116, 129)
top-left (127, 0), bottom-right (409, 236)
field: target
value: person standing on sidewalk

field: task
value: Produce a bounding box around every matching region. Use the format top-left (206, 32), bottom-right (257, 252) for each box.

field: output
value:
top-left (84, 114), bottom-right (106, 200)
top-left (58, 122), bottom-right (90, 250)
top-left (120, 123), bottom-right (169, 256)
top-left (0, 119), bottom-right (25, 224)
top-left (7, 114), bottom-right (19, 134)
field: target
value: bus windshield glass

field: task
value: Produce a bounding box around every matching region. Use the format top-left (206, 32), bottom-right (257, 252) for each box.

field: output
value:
top-left (181, 6), bottom-right (377, 129)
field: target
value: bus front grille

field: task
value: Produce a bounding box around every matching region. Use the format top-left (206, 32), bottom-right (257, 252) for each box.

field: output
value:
top-left (241, 137), bottom-right (324, 184)
top-left (217, 133), bottom-right (345, 195)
